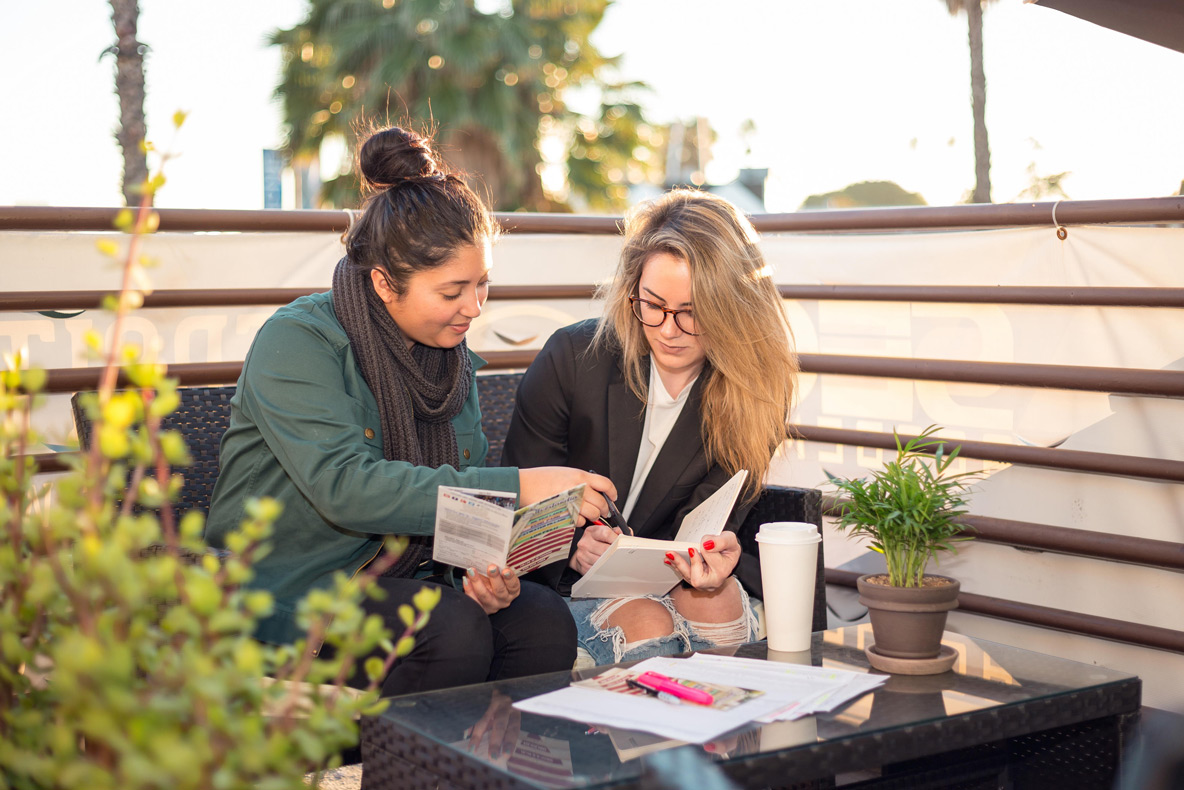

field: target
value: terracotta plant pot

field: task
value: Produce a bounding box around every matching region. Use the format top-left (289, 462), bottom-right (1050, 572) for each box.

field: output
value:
top-left (857, 574), bottom-right (960, 661)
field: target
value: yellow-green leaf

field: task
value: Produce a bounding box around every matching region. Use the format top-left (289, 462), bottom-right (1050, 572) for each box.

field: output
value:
top-left (98, 425), bottom-right (130, 458)
top-left (394, 636), bottom-right (415, 657)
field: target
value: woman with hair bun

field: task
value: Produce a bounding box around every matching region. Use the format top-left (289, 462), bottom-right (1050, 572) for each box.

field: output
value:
top-left (206, 125), bottom-right (615, 695)
top-left (503, 189), bottom-right (798, 665)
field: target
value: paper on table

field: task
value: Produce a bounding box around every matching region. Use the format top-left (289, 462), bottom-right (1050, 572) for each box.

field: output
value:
top-left (684, 653), bottom-right (886, 721)
top-left (513, 653), bottom-right (886, 743)
top-left (512, 656), bottom-right (794, 744)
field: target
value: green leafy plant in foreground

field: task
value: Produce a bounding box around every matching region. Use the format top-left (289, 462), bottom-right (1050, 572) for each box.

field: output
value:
top-left (0, 113), bottom-right (438, 790)
top-left (825, 426), bottom-right (982, 588)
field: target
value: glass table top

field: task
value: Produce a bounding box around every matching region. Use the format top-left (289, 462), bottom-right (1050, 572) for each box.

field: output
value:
top-left (372, 624), bottom-right (1138, 788)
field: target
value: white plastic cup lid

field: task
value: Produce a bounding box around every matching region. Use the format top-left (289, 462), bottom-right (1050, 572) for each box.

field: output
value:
top-left (755, 521), bottom-right (821, 545)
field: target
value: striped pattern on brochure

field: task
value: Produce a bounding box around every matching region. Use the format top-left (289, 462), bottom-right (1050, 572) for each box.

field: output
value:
top-left (506, 526), bottom-right (576, 573)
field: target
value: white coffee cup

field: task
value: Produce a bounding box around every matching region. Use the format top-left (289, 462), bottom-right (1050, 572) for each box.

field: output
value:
top-left (755, 521), bottom-right (820, 653)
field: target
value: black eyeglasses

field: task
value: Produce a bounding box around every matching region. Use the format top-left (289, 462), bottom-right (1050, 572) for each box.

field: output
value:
top-left (629, 296), bottom-right (701, 336)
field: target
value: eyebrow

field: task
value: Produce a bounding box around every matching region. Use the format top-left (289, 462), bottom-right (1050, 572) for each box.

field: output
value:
top-left (438, 276), bottom-right (489, 288)
top-left (640, 285), bottom-right (692, 308)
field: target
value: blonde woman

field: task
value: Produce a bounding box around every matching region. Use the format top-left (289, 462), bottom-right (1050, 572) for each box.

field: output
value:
top-left (502, 189), bottom-right (798, 665)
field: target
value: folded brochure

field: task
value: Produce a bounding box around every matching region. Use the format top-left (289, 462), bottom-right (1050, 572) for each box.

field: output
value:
top-left (432, 484), bottom-right (583, 574)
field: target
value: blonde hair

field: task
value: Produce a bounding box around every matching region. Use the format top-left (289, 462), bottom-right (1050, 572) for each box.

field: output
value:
top-left (593, 190), bottom-right (798, 499)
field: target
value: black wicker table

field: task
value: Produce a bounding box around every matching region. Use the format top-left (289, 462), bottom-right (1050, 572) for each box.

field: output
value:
top-left (360, 624), bottom-right (1140, 790)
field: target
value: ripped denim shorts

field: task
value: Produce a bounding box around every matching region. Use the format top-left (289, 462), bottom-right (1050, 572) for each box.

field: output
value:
top-left (567, 577), bottom-right (758, 666)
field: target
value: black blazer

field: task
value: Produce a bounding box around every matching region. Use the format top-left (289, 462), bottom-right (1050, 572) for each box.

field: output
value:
top-left (501, 320), bottom-right (756, 593)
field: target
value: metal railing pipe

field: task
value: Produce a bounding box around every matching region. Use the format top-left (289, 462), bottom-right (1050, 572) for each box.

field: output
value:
top-left (753, 196), bottom-right (1184, 232)
top-left (799, 354), bottom-right (1184, 397)
top-left (1, 285), bottom-right (598, 311)
top-left (823, 499), bottom-right (1184, 571)
top-left (778, 285), bottom-right (1184, 307)
top-left (958, 514), bottom-right (1184, 571)
top-left (825, 568), bottom-right (1184, 653)
top-left (6, 285), bottom-right (1184, 311)
top-left (1, 288), bottom-right (321, 310)
top-left (0, 206), bottom-right (353, 233)
top-left (39, 351), bottom-right (536, 394)
top-left (0, 206), bottom-right (620, 235)
top-left (3, 196), bottom-right (1183, 234)
top-left (795, 424), bottom-right (1184, 483)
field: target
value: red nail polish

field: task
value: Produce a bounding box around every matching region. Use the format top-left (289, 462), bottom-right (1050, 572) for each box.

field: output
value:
top-left (703, 540), bottom-right (715, 551)
top-left (665, 552), bottom-right (675, 561)
top-left (688, 547), bottom-right (695, 558)
top-left (664, 559), bottom-right (672, 565)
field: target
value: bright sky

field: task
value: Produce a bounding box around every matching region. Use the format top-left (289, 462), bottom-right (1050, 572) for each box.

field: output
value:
top-left (4, 0), bottom-right (1183, 213)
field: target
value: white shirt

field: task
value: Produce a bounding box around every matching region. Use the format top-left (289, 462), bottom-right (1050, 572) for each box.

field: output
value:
top-left (621, 364), bottom-right (698, 521)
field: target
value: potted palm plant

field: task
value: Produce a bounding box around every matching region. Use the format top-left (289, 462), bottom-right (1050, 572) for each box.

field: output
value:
top-left (825, 426), bottom-right (982, 674)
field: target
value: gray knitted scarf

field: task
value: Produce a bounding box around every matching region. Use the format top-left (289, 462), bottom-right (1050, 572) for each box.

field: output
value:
top-left (332, 257), bottom-right (472, 577)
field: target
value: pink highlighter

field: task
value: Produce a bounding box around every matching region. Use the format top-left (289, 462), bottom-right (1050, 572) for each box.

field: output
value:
top-left (636, 671), bottom-right (715, 706)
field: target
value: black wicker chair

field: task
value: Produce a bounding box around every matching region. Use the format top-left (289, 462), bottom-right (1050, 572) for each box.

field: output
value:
top-left (474, 370), bottom-right (524, 466)
top-left (70, 386), bottom-right (236, 596)
top-left (736, 485), bottom-right (827, 634)
top-left (71, 385), bottom-right (235, 517)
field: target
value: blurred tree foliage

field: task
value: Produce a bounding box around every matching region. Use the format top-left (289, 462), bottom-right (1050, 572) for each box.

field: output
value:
top-left (1012, 162), bottom-right (1070, 202)
top-left (801, 181), bottom-right (927, 210)
top-left (273, 0), bottom-right (662, 211)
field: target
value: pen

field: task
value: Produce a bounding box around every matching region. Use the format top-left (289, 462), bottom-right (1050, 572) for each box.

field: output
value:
top-left (603, 493), bottom-right (633, 536)
top-left (626, 677), bottom-right (682, 705)
top-left (588, 469), bottom-right (633, 536)
top-left (636, 671), bottom-right (715, 706)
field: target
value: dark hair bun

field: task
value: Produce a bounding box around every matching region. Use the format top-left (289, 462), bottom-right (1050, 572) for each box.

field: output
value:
top-left (358, 127), bottom-right (442, 189)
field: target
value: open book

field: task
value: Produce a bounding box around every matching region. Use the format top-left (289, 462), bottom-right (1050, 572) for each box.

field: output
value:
top-left (432, 485), bottom-right (583, 575)
top-left (570, 470), bottom-right (748, 599)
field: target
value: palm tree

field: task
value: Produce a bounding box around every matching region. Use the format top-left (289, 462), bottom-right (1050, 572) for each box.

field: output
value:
top-left (105, 0), bottom-right (148, 207)
top-left (943, 0), bottom-right (997, 204)
top-left (272, 0), bottom-right (659, 211)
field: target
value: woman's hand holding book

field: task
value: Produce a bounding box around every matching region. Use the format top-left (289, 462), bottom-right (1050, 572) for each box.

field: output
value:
top-left (665, 531), bottom-right (741, 591)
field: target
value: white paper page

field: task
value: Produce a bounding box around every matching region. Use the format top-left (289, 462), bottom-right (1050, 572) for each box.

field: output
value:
top-left (513, 656), bottom-right (796, 744)
top-left (801, 672), bottom-right (884, 715)
top-left (431, 487), bottom-right (512, 570)
top-left (673, 469), bottom-right (749, 544)
top-left (568, 535), bottom-right (692, 599)
top-left (678, 653), bottom-right (851, 710)
top-left (448, 486), bottom-right (517, 508)
top-left (685, 653), bottom-right (885, 721)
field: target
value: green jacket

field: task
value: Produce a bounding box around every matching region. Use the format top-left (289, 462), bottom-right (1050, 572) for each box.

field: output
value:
top-left (204, 291), bottom-right (520, 645)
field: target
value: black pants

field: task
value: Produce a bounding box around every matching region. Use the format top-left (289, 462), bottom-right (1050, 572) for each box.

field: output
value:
top-left (344, 576), bottom-right (577, 698)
